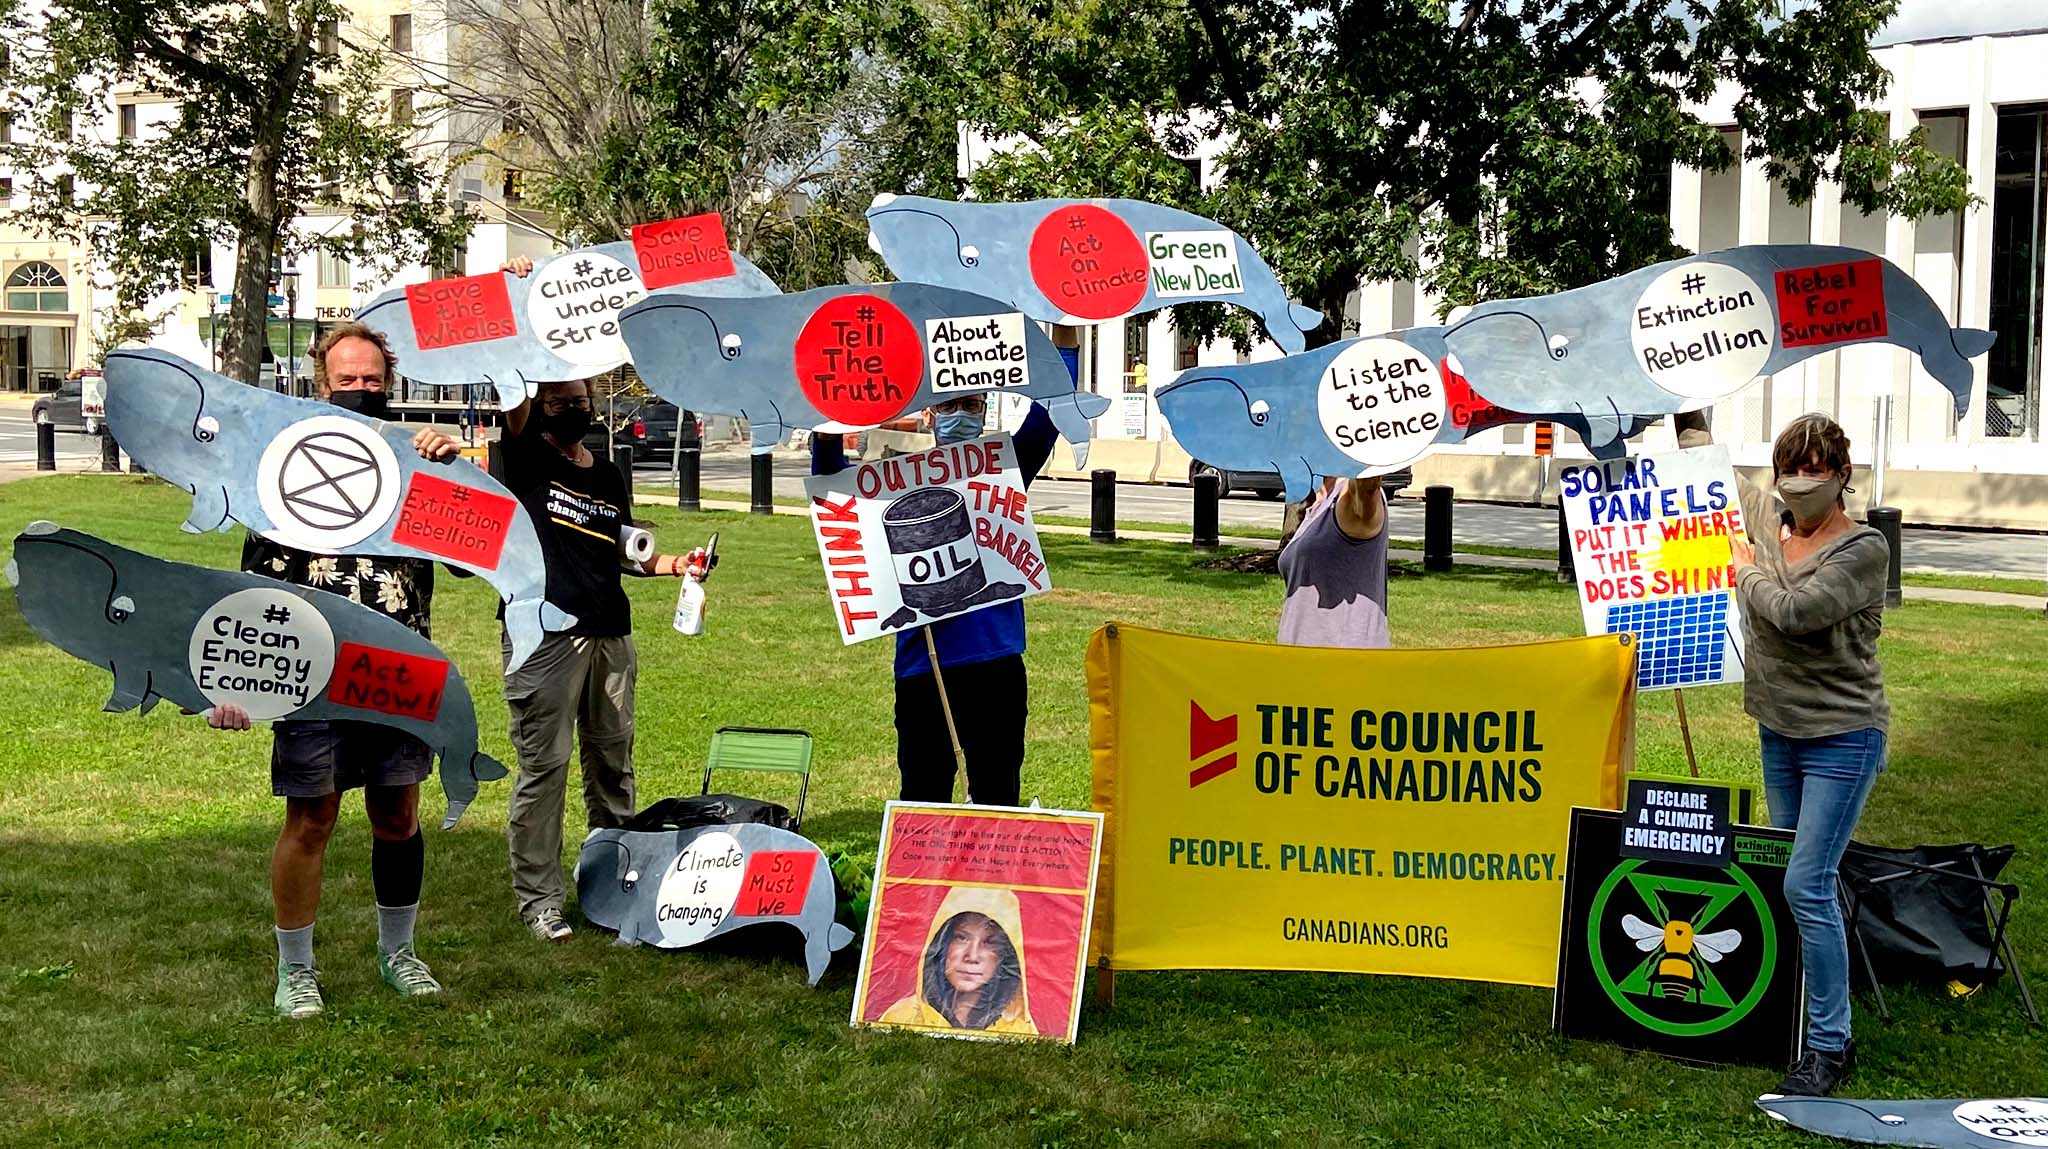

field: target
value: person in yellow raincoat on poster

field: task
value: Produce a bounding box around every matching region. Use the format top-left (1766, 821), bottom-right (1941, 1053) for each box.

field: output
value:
top-left (880, 886), bottom-right (1038, 1036)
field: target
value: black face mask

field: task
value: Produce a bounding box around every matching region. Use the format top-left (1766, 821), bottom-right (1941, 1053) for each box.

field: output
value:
top-left (327, 388), bottom-right (390, 420)
top-left (538, 407), bottom-right (593, 445)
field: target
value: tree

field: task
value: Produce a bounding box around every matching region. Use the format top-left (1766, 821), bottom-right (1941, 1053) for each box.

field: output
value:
top-left (1, 0), bottom-right (470, 383)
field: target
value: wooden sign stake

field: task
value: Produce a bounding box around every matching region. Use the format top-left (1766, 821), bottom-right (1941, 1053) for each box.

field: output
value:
top-left (1674, 688), bottom-right (1700, 778)
top-left (923, 627), bottom-right (970, 795)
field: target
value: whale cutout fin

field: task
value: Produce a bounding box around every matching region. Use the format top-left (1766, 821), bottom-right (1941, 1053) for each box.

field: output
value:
top-left (502, 598), bottom-right (575, 674)
top-left (1952, 327), bottom-right (1996, 359)
top-left (470, 750), bottom-right (510, 784)
top-left (828, 922), bottom-right (855, 951)
top-left (1288, 303), bottom-right (1323, 333)
top-left (103, 663), bottom-right (152, 713)
top-left (182, 486), bottom-right (231, 534)
top-left (1276, 457), bottom-right (1319, 504)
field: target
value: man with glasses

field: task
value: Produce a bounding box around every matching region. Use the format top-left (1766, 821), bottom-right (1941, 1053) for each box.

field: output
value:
top-left (892, 392), bottom-right (1055, 808)
top-left (498, 379), bottom-right (710, 941)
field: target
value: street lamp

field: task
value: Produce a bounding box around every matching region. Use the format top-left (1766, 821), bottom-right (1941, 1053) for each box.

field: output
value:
top-left (277, 270), bottom-right (300, 395)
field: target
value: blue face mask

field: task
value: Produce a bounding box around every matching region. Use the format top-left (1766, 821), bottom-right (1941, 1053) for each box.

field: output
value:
top-left (933, 411), bottom-right (984, 444)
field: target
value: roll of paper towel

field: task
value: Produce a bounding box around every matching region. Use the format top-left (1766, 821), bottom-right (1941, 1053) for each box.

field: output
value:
top-left (619, 525), bottom-right (655, 564)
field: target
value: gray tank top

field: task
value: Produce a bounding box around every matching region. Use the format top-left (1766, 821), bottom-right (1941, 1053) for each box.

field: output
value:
top-left (1276, 481), bottom-right (1391, 649)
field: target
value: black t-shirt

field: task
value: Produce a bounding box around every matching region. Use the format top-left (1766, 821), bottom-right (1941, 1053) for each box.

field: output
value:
top-left (500, 428), bottom-right (632, 637)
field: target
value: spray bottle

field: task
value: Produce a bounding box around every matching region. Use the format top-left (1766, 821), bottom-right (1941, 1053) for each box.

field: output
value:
top-left (673, 532), bottom-right (716, 635)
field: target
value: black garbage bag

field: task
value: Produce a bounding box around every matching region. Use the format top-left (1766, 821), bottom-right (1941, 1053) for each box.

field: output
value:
top-left (622, 794), bottom-right (797, 833)
top-left (1840, 842), bottom-right (2016, 990)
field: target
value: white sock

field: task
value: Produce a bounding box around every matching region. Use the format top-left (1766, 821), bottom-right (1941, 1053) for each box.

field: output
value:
top-left (276, 923), bottom-right (314, 968)
top-left (377, 903), bottom-right (418, 956)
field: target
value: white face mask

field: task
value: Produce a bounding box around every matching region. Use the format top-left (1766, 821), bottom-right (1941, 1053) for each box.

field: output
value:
top-left (1776, 475), bottom-right (1843, 526)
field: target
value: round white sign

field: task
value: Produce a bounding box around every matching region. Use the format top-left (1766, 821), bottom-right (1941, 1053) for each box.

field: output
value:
top-left (1628, 262), bottom-right (1775, 401)
top-left (255, 415), bottom-right (402, 551)
top-left (1954, 1099), bottom-right (2048, 1146)
top-left (525, 250), bottom-right (646, 370)
top-left (188, 587), bottom-right (336, 721)
top-left (654, 831), bottom-right (747, 946)
top-left (1315, 337), bottom-right (1448, 469)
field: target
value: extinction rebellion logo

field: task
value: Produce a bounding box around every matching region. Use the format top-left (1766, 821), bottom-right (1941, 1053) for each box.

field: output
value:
top-left (1587, 858), bottom-right (1777, 1036)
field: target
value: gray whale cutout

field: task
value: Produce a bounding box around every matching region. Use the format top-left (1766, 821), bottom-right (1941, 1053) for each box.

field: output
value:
top-left (102, 348), bottom-right (570, 674)
top-left (1756, 1096), bottom-right (2048, 1147)
top-left (575, 822), bottom-right (855, 986)
top-left (617, 281), bottom-right (1112, 466)
top-left (353, 242), bottom-right (782, 408)
top-left (864, 193), bottom-right (1323, 352)
top-left (8, 523), bottom-right (507, 827)
top-left (1442, 244), bottom-right (1994, 451)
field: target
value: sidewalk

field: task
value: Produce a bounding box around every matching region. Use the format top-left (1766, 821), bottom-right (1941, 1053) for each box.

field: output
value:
top-left (681, 496), bottom-right (2046, 611)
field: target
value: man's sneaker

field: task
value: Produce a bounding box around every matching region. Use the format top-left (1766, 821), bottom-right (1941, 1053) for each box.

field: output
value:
top-left (274, 960), bottom-right (324, 1019)
top-left (528, 908), bottom-right (574, 942)
top-left (1773, 1041), bottom-right (1856, 1097)
top-left (378, 945), bottom-right (443, 998)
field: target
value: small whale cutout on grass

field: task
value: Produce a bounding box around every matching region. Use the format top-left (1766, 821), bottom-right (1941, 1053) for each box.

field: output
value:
top-left (354, 217), bottom-right (781, 408)
top-left (864, 194), bottom-right (1323, 352)
top-left (1441, 244), bottom-right (1994, 451)
top-left (575, 822), bottom-right (855, 986)
top-left (618, 281), bottom-right (1111, 466)
top-left (102, 349), bottom-right (570, 673)
top-left (1154, 328), bottom-right (1649, 502)
top-left (8, 523), bottom-right (507, 827)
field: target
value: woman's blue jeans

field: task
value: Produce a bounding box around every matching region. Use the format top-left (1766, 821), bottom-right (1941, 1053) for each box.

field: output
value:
top-left (1759, 725), bottom-right (1887, 1054)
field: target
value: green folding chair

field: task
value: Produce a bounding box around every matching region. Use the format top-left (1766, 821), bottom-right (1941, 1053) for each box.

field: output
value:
top-left (699, 726), bottom-right (814, 830)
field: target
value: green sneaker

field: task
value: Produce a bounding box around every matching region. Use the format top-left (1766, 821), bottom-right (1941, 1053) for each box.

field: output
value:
top-left (274, 960), bottom-right (324, 1019)
top-left (378, 944), bottom-right (442, 998)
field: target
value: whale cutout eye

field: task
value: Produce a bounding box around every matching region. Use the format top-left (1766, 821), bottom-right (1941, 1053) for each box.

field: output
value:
top-left (1878, 1116), bottom-right (1905, 1127)
top-left (1249, 398), bottom-right (1271, 426)
top-left (195, 415), bottom-right (220, 443)
top-left (959, 244), bottom-right (980, 267)
top-left (720, 333), bottom-right (743, 360)
top-left (1547, 333), bottom-right (1570, 358)
top-left (109, 594), bottom-right (135, 622)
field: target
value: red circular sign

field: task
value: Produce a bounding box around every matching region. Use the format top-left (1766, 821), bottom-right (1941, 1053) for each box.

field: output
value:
top-left (1028, 204), bottom-right (1148, 320)
top-left (793, 293), bottom-right (923, 427)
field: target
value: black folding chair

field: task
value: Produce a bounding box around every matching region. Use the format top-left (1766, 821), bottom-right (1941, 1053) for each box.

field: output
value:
top-left (1838, 842), bottom-right (2038, 1025)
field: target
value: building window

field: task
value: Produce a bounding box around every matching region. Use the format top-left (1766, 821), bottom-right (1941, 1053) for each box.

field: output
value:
top-left (319, 19), bottom-right (338, 55)
top-left (1988, 104), bottom-right (2048, 440)
top-left (184, 245), bottom-right (213, 290)
top-left (390, 14), bottom-right (412, 53)
top-left (6, 262), bottom-right (69, 312)
top-left (119, 103), bottom-right (138, 139)
top-left (390, 88), bottom-right (414, 128)
top-left (317, 249), bottom-right (350, 288)
top-left (503, 169), bottom-right (524, 203)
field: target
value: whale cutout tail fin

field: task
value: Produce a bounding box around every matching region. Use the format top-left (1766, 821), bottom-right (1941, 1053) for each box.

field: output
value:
top-left (1289, 303), bottom-right (1323, 334)
top-left (1952, 327), bottom-right (1996, 360)
top-left (503, 598), bottom-right (576, 674)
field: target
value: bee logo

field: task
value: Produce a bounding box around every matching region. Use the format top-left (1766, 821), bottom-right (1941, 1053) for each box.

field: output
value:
top-left (1621, 913), bottom-right (1742, 1004)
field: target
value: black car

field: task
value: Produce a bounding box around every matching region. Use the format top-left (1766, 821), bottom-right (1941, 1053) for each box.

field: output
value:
top-left (31, 377), bottom-right (99, 435)
top-left (611, 398), bottom-right (702, 465)
top-left (1187, 459), bottom-right (1412, 502)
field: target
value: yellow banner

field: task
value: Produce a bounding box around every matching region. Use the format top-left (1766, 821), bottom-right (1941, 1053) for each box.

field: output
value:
top-left (1087, 624), bottom-right (1636, 987)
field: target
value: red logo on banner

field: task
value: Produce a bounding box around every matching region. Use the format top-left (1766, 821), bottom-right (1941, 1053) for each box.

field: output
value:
top-left (1442, 359), bottom-right (1522, 431)
top-left (793, 293), bottom-right (922, 427)
top-left (390, 471), bottom-right (515, 569)
top-left (1188, 700), bottom-right (1239, 787)
top-left (1028, 205), bottom-right (1148, 320)
top-left (732, 850), bottom-right (818, 917)
top-left (1775, 258), bottom-right (1887, 348)
top-left (405, 273), bottom-right (517, 350)
top-left (328, 642), bottom-right (449, 721)
top-left (630, 212), bottom-right (736, 290)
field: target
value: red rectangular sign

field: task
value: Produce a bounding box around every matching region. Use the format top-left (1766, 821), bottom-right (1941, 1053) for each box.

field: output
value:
top-left (1774, 258), bottom-right (1887, 348)
top-left (406, 273), bottom-right (518, 350)
top-left (327, 642), bottom-right (450, 722)
top-left (732, 850), bottom-right (819, 918)
top-left (390, 470), bottom-right (516, 569)
top-left (630, 213), bottom-right (736, 290)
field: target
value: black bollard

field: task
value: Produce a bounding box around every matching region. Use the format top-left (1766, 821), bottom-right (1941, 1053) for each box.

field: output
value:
top-left (612, 445), bottom-right (635, 512)
top-left (100, 427), bottom-right (121, 472)
top-left (1867, 506), bottom-right (1903, 608)
top-left (1192, 471), bottom-right (1220, 551)
top-left (1423, 485), bottom-right (1453, 573)
top-left (486, 439), bottom-right (506, 484)
top-left (1556, 501), bottom-right (1576, 584)
top-left (751, 451), bottom-right (774, 515)
top-left (1090, 469), bottom-right (1117, 543)
top-left (35, 420), bottom-right (56, 471)
top-left (677, 444), bottom-right (701, 512)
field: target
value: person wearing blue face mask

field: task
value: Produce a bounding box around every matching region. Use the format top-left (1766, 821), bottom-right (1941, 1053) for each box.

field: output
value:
top-left (893, 392), bottom-right (1056, 807)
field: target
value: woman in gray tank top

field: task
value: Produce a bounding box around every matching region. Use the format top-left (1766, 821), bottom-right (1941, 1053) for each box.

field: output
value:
top-left (1276, 477), bottom-right (1391, 649)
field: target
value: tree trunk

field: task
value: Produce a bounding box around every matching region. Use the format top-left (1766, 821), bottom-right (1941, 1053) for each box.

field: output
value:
top-left (221, 213), bottom-right (277, 385)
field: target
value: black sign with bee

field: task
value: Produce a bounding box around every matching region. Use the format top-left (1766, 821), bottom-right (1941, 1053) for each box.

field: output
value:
top-left (1553, 808), bottom-right (1803, 1066)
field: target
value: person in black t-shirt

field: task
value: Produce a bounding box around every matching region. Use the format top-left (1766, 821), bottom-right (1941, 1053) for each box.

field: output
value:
top-left (498, 379), bottom-right (711, 941)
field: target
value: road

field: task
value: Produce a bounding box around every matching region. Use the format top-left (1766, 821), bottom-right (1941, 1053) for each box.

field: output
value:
top-left (0, 404), bottom-right (110, 476)
top-left (671, 448), bottom-right (2048, 579)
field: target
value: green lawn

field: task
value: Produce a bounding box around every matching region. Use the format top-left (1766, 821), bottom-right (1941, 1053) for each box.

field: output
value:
top-left (3, 474), bottom-right (2044, 1147)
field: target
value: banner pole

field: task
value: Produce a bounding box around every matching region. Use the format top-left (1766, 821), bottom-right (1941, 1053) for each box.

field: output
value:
top-left (1674, 688), bottom-right (1700, 778)
top-left (923, 627), bottom-right (969, 796)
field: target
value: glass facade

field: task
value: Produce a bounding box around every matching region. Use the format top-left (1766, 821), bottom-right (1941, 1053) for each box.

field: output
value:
top-left (1987, 105), bottom-right (2048, 439)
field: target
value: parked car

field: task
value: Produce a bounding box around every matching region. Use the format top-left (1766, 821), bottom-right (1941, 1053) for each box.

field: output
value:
top-left (610, 398), bottom-right (703, 465)
top-left (31, 377), bottom-right (99, 435)
top-left (1186, 459), bottom-right (1412, 502)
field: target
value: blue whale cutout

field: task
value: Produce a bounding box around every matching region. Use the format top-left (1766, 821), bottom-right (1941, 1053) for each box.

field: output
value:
top-left (354, 230), bottom-right (782, 410)
top-left (617, 281), bottom-right (1112, 465)
top-left (1442, 244), bottom-right (1994, 451)
top-left (864, 194), bottom-right (1324, 353)
top-left (1757, 1095), bottom-right (2048, 1147)
top-left (7, 523), bottom-right (507, 827)
top-left (576, 822), bottom-right (855, 986)
top-left (1154, 328), bottom-right (1653, 502)
top-left (103, 349), bottom-right (570, 674)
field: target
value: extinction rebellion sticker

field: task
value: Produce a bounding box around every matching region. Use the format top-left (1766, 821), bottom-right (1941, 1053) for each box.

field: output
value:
top-left (1629, 262), bottom-right (1775, 400)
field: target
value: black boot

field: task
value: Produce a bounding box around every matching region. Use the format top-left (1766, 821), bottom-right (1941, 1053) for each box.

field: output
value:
top-left (1773, 1040), bottom-right (1856, 1096)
